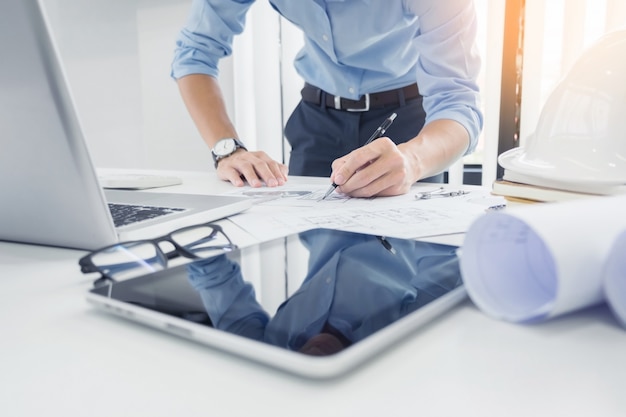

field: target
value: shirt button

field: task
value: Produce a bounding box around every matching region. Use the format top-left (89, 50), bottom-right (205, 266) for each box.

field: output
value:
top-left (348, 87), bottom-right (355, 94)
top-left (322, 34), bottom-right (329, 42)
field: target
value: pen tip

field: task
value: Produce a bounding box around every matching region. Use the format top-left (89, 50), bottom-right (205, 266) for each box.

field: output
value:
top-left (321, 184), bottom-right (337, 200)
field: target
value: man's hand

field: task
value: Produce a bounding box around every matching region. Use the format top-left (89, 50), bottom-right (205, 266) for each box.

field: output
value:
top-left (329, 119), bottom-right (469, 198)
top-left (216, 149), bottom-right (289, 188)
top-left (329, 138), bottom-right (418, 198)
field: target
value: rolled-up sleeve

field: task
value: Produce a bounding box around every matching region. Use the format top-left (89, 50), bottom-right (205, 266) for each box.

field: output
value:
top-left (409, 0), bottom-right (483, 154)
top-left (187, 255), bottom-right (269, 341)
top-left (171, 0), bottom-right (256, 80)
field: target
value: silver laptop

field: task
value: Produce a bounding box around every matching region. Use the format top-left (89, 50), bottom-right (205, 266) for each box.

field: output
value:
top-left (85, 228), bottom-right (467, 379)
top-left (0, 0), bottom-right (252, 250)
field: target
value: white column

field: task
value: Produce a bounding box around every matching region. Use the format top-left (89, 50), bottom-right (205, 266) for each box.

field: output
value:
top-left (518, 0), bottom-right (547, 149)
top-left (480, 0), bottom-right (505, 186)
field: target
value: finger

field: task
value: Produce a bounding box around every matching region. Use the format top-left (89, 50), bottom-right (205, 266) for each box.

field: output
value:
top-left (337, 161), bottom-right (387, 196)
top-left (343, 174), bottom-right (401, 197)
top-left (218, 151), bottom-right (287, 188)
top-left (217, 163), bottom-right (246, 187)
top-left (245, 153), bottom-right (288, 186)
top-left (338, 145), bottom-right (410, 197)
top-left (269, 161), bottom-right (289, 185)
top-left (251, 160), bottom-right (287, 187)
top-left (236, 161), bottom-right (264, 187)
top-left (216, 156), bottom-right (262, 187)
top-left (332, 138), bottom-right (390, 185)
top-left (253, 153), bottom-right (288, 183)
top-left (329, 157), bottom-right (347, 184)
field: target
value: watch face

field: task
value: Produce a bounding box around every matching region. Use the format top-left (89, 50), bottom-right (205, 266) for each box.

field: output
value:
top-left (213, 139), bottom-right (236, 157)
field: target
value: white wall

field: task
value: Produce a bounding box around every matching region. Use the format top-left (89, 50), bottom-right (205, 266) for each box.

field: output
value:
top-left (520, 0), bottom-right (626, 148)
top-left (42, 0), bottom-right (290, 171)
top-left (43, 0), bottom-right (147, 168)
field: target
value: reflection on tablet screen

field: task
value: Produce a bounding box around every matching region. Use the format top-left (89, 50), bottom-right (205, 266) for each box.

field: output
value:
top-left (88, 228), bottom-right (464, 377)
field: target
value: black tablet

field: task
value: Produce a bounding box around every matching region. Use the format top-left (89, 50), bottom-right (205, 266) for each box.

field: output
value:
top-left (86, 228), bottom-right (466, 379)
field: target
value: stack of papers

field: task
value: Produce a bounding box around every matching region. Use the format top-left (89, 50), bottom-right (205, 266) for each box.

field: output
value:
top-left (225, 182), bottom-right (505, 241)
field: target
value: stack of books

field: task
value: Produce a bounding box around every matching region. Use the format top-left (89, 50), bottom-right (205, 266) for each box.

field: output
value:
top-left (491, 169), bottom-right (626, 204)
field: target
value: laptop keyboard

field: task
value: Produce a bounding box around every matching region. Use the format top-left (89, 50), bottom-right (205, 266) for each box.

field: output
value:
top-left (108, 203), bottom-right (187, 227)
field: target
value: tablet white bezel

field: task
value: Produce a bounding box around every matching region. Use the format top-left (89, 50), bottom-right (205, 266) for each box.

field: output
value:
top-left (84, 231), bottom-right (467, 379)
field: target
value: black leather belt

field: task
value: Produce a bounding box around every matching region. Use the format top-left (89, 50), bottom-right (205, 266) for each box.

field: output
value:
top-left (301, 83), bottom-right (420, 112)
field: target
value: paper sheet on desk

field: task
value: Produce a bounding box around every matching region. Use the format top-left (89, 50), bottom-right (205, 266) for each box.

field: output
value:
top-left (227, 183), bottom-right (504, 241)
top-left (459, 194), bottom-right (626, 324)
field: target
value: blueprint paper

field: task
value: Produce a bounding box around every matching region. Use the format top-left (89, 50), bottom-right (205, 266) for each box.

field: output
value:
top-left (460, 194), bottom-right (626, 323)
top-left (604, 230), bottom-right (626, 327)
top-left (226, 183), bottom-right (504, 241)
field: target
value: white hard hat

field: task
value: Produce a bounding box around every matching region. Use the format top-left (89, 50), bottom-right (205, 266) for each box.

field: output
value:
top-left (499, 30), bottom-right (626, 193)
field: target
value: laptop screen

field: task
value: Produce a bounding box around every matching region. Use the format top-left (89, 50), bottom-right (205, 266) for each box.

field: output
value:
top-left (0, 0), bottom-right (252, 250)
top-left (87, 228), bottom-right (464, 374)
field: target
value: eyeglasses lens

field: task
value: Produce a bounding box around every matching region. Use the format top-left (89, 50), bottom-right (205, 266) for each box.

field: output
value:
top-left (91, 242), bottom-right (166, 280)
top-left (170, 226), bottom-right (234, 256)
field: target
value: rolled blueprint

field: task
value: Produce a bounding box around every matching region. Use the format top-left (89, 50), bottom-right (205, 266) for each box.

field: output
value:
top-left (604, 230), bottom-right (626, 328)
top-left (459, 194), bottom-right (626, 323)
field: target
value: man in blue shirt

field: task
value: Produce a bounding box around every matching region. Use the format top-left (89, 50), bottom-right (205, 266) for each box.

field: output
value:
top-left (171, 0), bottom-right (483, 197)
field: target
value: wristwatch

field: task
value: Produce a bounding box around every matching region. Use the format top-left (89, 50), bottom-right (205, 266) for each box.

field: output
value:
top-left (211, 138), bottom-right (247, 168)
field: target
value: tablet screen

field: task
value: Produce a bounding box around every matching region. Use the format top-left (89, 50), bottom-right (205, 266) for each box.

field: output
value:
top-left (88, 228), bottom-right (463, 375)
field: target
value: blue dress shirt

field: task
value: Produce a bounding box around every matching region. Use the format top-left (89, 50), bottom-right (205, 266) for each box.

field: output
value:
top-left (171, 0), bottom-right (483, 152)
top-left (187, 229), bottom-right (462, 352)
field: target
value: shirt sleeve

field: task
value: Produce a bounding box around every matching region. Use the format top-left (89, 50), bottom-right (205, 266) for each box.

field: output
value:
top-left (408, 0), bottom-right (484, 153)
top-left (171, 0), bottom-right (256, 80)
top-left (187, 255), bottom-right (269, 341)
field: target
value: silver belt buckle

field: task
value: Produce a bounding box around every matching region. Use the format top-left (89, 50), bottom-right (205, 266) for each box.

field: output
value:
top-left (334, 94), bottom-right (370, 112)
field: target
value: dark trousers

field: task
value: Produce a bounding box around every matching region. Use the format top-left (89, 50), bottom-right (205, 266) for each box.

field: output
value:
top-left (284, 94), bottom-right (443, 183)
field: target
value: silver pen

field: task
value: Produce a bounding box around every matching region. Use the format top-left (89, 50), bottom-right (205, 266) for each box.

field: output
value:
top-left (322, 112), bottom-right (397, 200)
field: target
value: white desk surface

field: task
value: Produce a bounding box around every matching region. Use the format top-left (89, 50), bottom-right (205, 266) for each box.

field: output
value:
top-left (2, 170), bottom-right (625, 417)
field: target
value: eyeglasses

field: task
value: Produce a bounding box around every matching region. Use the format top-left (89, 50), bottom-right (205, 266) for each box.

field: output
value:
top-left (78, 222), bottom-right (237, 286)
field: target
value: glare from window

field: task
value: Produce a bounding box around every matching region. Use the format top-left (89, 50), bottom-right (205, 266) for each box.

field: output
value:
top-left (466, 0), bottom-right (626, 170)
